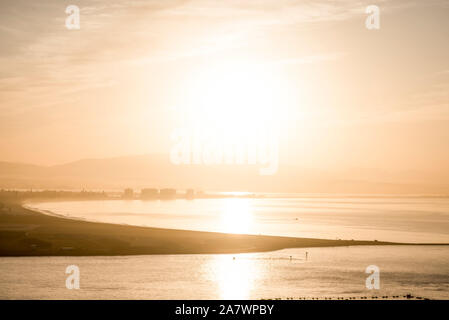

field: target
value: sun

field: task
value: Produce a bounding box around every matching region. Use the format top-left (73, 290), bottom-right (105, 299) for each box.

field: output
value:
top-left (180, 60), bottom-right (290, 143)
top-left (169, 59), bottom-right (296, 172)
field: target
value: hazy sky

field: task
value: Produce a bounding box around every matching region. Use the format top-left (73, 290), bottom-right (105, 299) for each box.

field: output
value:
top-left (0, 0), bottom-right (448, 174)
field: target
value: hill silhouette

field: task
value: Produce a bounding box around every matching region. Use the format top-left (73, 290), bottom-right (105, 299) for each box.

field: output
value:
top-left (0, 154), bottom-right (448, 194)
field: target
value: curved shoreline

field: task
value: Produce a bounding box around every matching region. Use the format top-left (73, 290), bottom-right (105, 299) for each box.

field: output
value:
top-left (23, 198), bottom-right (449, 245)
top-left (22, 202), bottom-right (92, 222)
top-left (0, 198), bottom-right (409, 256)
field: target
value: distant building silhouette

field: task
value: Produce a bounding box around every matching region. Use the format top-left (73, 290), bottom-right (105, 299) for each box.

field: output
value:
top-left (123, 188), bottom-right (134, 199)
top-left (160, 188), bottom-right (176, 199)
top-left (185, 189), bottom-right (194, 199)
top-left (141, 188), bottom-right (159, 199)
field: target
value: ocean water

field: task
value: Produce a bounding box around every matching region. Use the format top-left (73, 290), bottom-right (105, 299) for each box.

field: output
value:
top-left (4, 197), bottom-right (447, 299)
top-left (27, 197), bottom-right (449, 243)
top-left (0, 246), bottom-right (448, 299)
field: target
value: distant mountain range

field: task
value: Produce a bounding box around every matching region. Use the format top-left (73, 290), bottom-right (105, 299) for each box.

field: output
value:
top-left (0, 154), bottom-right (448, 194)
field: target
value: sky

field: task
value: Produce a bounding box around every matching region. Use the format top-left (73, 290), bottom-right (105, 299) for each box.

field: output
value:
top-left (0, 0), bottom-right (448, 177)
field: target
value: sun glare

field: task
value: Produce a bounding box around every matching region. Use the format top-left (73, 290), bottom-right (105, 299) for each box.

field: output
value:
top-left (220, 198), bottom-right (254, 234)
top-left (211, 254), bottom-right (258, 299)
top-left (181, 61), bottom-right (291, 143)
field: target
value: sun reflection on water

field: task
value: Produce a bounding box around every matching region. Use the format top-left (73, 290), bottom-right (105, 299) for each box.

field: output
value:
top-left (219, 198), bottom-right (254, 234)
top-left (210, 254), bottom-right (259, 300)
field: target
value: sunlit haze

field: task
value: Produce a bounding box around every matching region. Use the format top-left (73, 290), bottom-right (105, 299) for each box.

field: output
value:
top-left (1, 0), bottom-right (449, 193)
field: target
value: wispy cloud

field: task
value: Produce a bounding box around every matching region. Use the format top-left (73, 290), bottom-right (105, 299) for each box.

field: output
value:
top-left (274, 52), bottom-right (346, 66)
top-left (1, 0), bottom-right (448, 123)
top-left (0, 0), bottom-right (365, 109)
